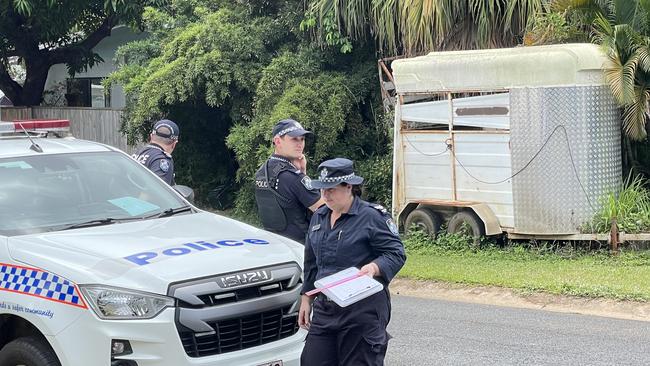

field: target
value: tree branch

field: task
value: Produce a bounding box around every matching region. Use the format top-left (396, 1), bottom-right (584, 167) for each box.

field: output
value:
top-left (0, 64), bottom-right (23, 104)
top-left (1, 6), bottom-right (39, 58)
top-left (49, 14), bottom-right (118, 65)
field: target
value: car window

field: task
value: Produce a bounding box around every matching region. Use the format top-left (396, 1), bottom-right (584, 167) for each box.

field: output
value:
top-left (0, 151), bottom-right (188, 236)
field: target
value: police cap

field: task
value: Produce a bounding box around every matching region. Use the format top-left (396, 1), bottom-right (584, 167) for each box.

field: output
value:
top-left (272, 119), bottom-right (312, 138)
top-left (153, 119), bottom-right (180, 140)
top-left (311, 158), bottom-right (364, 189)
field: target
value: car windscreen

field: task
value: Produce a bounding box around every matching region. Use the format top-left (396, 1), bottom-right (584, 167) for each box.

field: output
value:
top-left (0, 151), bottom-right (188, 236)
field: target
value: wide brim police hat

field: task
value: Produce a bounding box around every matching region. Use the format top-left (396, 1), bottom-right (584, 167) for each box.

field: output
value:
top-left (311, 158), bottom-right (364, 189)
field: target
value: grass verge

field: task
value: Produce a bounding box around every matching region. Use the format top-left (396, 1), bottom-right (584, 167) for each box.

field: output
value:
top-left (399, 232), bottom-right (650, 301)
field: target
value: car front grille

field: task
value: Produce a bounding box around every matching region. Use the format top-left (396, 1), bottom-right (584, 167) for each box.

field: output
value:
top-left (196, 278), bottom-right (295, 306)
top-left (168, 263), bottom-right (302, 358)
top-left (179, 306), bottom-right (299, 357)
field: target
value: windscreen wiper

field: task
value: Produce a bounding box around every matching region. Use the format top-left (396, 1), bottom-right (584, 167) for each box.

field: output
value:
top-left (59, 217), bottom-right (143, 231)
top-left (151, 205), bottom-right (193, 218)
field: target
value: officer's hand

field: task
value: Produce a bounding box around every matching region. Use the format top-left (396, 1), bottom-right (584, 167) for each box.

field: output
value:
top-left (293, 154), bottom-right (307, 174)
top-left (298, 294), bottom-right (313, 330)
top-left (360, 262), bottom-right (381, 278)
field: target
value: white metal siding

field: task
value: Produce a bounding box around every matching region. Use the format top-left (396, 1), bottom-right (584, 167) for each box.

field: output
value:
top-left (401, 93), bottom-right (510, 129)
top-left (454, 133), bottom-right (514, 227)
top-left (402, 132), bottom-right (452, 201)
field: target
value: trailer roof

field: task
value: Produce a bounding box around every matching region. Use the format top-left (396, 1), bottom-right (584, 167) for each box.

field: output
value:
top-left (391, 43), bottom-right (607, 93)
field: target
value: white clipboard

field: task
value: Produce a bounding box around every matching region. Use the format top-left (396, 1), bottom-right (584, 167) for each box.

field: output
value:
top-left (313, 267), bottom-right (384, 307)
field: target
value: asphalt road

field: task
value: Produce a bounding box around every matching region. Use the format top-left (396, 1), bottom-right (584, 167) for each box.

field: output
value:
top-left (385, 295), bottom-right (650, 365)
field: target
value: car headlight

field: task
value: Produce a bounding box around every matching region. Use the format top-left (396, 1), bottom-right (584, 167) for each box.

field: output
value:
top-left (80, 285), bottom-right (174, 320)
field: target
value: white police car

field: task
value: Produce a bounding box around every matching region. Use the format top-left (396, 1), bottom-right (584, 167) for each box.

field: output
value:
top-left (0, 121), bottom-right (305, 366)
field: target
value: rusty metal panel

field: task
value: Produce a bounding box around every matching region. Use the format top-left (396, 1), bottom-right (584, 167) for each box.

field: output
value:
top-left (510, 86), bottom-right (621, 234)
top-left (392, 103), bottom-right (406, 221)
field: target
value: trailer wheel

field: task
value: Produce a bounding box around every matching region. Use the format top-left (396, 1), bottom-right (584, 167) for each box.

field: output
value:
top-left (0, 336), bottom-right (61, 366)
top-left (404, 208), bottom-right (442, 237)
top-left (447, 211), bottom-right (485, 245)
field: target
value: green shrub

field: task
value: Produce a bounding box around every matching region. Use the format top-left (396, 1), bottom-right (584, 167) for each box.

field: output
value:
top-left (357, 152), bottom-right (392, 207)
top-left (404, 229), bottom-right (476, 252)
top-left (592, 175), bottom-right (650, 233)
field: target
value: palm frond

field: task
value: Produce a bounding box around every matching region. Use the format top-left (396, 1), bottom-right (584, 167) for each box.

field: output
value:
top-left (371, 0), bottom-right (399, 53)
top-left (602, 49), bottom-right (638, 105)
top-left (613, 0), bottom-right (639, 27)
top-left (308, 0), bottom-right (543, 55)
top-left (622, 85), bottom-right (650, 140)
top-left (639, 0), bottom-right (650, 32)
top-left (344, 0), bottom-right (369, 40)
top-left (506, 0), bottom-right (545, 33)
top-left (636, 38), bottom-right (650, 73)
top-left (552, 0), bottom-right (603, 20)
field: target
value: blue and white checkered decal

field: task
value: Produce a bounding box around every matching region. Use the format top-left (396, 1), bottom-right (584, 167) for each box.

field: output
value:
top-left (0, 263), bottom-right (87, 308)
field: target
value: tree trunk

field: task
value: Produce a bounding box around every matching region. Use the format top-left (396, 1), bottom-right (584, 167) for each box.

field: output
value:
top-left (622, 134), bottom-right (635, 178)
top-left (0, 67), bottom-right (23, 106)
top-left (18, 57), bottom-right (51, 106)
top-left (0, 57), bottom-right (52, 107)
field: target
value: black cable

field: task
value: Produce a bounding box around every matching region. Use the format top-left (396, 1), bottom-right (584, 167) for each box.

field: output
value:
top-left (450, 125), bottom-right (595, 212)
top-left (557, 126), bottom-right (596, 213)
top-left (404, 132), bottom-right (450, 157)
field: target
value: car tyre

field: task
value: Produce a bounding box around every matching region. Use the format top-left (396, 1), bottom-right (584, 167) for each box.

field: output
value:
top-left (0, 337), bottom-right (61, 366)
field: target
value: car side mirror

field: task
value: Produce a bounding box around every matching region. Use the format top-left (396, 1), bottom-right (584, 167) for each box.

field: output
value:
top-left (173, 185), bottom-right (195, 203)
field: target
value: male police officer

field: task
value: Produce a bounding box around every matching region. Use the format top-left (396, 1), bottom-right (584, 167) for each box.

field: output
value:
top-left (254, 119), bottom-right (325, 243)
top-left (133, 119), bottom-right (179, 185)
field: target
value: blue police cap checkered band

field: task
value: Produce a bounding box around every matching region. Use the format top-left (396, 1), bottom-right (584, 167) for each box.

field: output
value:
top-left (274, 126), bottom-right (301, 137)
top-left (319, 172), bottom-right (357, 183)
top-left (272, 119), bottom-right (312, 138)
top-left (311, 158), bottom-right (364, 189)
top-left (0, 263), bottom-right (87, 308)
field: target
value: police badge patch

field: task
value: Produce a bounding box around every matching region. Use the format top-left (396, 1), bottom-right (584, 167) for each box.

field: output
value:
top-left (386, 218), bottom-right (399, 235)
top-left (160, 159), bottom-right (170, 172)
top-left (301, 176), bottom-right (313, 190)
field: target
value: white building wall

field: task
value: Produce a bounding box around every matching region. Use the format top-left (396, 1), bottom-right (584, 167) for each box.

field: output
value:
top-left (45, 26), bottom-right (148, 109)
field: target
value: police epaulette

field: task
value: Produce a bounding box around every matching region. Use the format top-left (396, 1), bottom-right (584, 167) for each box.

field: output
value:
top-left (371, 204), bottom-right (388, 214)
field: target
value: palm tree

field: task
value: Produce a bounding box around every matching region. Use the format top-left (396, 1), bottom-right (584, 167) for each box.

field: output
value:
top-left (556, 0), bottom-right (650, 140)
top-left (306, 0), bottom-right (545, 55)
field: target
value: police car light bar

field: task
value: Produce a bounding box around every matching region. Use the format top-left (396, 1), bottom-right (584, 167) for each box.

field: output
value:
top-left (0, 119), bottom-right (70, 134)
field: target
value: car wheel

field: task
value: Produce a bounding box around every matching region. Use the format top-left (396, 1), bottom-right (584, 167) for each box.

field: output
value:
top-left (0, 337), bottom-right (61, 366)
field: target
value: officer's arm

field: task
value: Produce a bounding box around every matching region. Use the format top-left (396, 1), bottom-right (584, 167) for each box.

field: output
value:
top-left (284, 172), bottom-right (323, 211)
top-left (148, 157), bottom-right (174, 185)
top-left (300, 233), bottom-right (318, 295)
top-left (299, 230), bottom-right (317, 329)
top-left (368, 210), bottom-right (407, 283)
top-left (308, 198), bottom-right (325, 212)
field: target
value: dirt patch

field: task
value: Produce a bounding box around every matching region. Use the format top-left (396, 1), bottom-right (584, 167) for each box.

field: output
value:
top-left (390, 278), bottom-right (650, 322)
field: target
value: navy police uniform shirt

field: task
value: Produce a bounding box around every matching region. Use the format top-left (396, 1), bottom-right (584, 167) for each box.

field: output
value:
top-left (273, 156), bottom-right (321, 242)
top-left (301, 196), bottom-right (406, 294)
top-left (132, 143), bottom-right (175, 185)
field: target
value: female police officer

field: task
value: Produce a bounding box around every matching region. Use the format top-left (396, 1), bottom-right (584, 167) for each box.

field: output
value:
top-left (298, 158), bottom-right (406, 365)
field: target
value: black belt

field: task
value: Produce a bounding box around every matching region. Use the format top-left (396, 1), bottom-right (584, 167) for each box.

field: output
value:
top-left (316, 293), bottom-right (335, 302)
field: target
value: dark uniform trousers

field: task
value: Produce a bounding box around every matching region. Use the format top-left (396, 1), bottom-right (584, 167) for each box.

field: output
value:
top-left (301, 290), bottom-right (391, 366)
